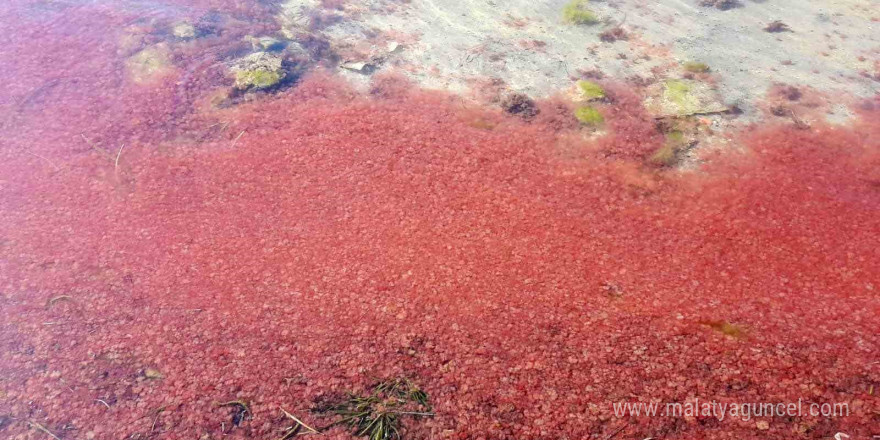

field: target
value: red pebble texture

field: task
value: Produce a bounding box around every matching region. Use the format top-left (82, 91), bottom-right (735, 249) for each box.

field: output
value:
top-left (0, 1), bottom-right (878, 440)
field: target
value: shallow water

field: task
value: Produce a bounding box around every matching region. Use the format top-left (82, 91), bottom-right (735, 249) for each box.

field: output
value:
top-left (0, 1), bottom-right (878, 439)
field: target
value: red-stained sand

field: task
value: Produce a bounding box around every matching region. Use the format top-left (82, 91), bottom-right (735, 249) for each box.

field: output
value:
top-left (1, 2), bottom-right (878, 440)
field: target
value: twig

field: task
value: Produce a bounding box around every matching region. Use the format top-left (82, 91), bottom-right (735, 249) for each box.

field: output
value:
top-left (81, 133), bottom-right (113, 160)
top-left (95, 399), bottom-right (111, 409)
top-left (653, 108), bottom-right (733, 119)
top-left (604, 425), bottom-right (626, 440)
top-left (46, 295), bottom-right (73, 307)
top-left (231, 130), bottom-right (245, 148)
top-left (28, 421), bottom-right (61, 440)
top-left (114, 144), bottom-right (125, 172)
top-left (150, 406), bottom-right (166, 433)
top-left (26, 151), bottom-right (60, 170)
top-left (280, 407), bottom-right (320, 434)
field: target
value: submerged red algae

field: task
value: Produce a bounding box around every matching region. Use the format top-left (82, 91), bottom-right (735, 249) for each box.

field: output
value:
top-left (1, 2), bottom-right (879, 440)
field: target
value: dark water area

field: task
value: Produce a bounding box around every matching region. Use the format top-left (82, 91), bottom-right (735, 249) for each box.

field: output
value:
top-left (0, 1), bottom-right (878, 439)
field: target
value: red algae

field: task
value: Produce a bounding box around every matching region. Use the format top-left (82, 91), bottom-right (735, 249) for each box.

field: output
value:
top-left (1, 2), bottom-right (879, 440)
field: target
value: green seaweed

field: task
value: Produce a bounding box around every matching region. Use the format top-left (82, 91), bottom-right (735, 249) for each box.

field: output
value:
top-left (562, 0), bottom-right (599, 25)
top-left (577, 80), bottom-right (606, 100)
top-left (683, 61), bottom-right (710, 73)
top-left (325, 379), bottom-right (433, 440)
top-left (574, 106), bottom-right (604, 126)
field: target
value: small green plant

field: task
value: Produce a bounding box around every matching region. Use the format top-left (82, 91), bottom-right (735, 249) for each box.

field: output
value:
top-left (577, 80), bottom-right (605, 100)
top-left (683, 61), bottom-right (710, 73)
top-left (562, 0), bottom-right (598, 25)
top-left (324, 379), bottom-right (432, 440)
top-left (574, 106), bottom-right (604, 126)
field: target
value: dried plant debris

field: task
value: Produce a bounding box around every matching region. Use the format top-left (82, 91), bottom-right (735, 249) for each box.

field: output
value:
top-left (500, 93), bottom-right (539, 119)
top-left (599, 26), bottom-right (628, 43)
top-left (764, 20), bottom-right (792, 33)
top-left (780, 85), bottom-right (802, 101)
top-left (218, 400), bottom-right (252, 427)
top-left (317, 378), bottom-right (432, 440)
top-left (699, 0), bottom-right (741, 10)
top-left (699, 320), bottom-right (747, 338)
top-left (279, 408), bottom-right (320, 440)
top-left (683, 61), bottom-right (710, 74)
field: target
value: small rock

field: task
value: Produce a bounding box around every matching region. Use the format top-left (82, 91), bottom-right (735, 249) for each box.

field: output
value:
top-left (172, 21), bottom-right (196, 39)
top-left (144, 368), bottom-right (163, 379)
top-left (126, 44), bottom-right (173, 84)
top-left (245, 35), bottom-right (284, 52)
top-left (230, 52), bottom-right (285, 91)
top-left (341, 61), bottom-right (373, 74)
top-left (756, 420), bottom-right (770, 430)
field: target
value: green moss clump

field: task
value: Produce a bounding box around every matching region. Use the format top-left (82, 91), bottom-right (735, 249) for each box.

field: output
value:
top-left (562, 0), bottom-right (599, 25)
top-left (574, 106), bottom-right (604, 126)
top-left (577, 80), bottom-right (605, 100)
top-left (234, 70), bottom-right (282, 90)
top-left (683, 61), bottom-right (710, 73)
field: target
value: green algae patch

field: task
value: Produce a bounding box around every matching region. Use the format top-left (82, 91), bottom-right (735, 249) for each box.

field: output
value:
top-left (562, 0), bottom-right (598, 25)
top-left (646, 79), bottom-right (727, 117)
top-left (664, 79), bottom-right (696, 111)
top-left (577, 80), bottom-right (605, 100)
top-left (683, 61), bottom-right (710, 73)
top-left (235, 70), bottom-right (282, 90)
top-left (126, 44), bottom-right (173, 84)
top-left (231, 52), bottom-right (286, 91)
top-left (574, 106), bottom-right (604, 126)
